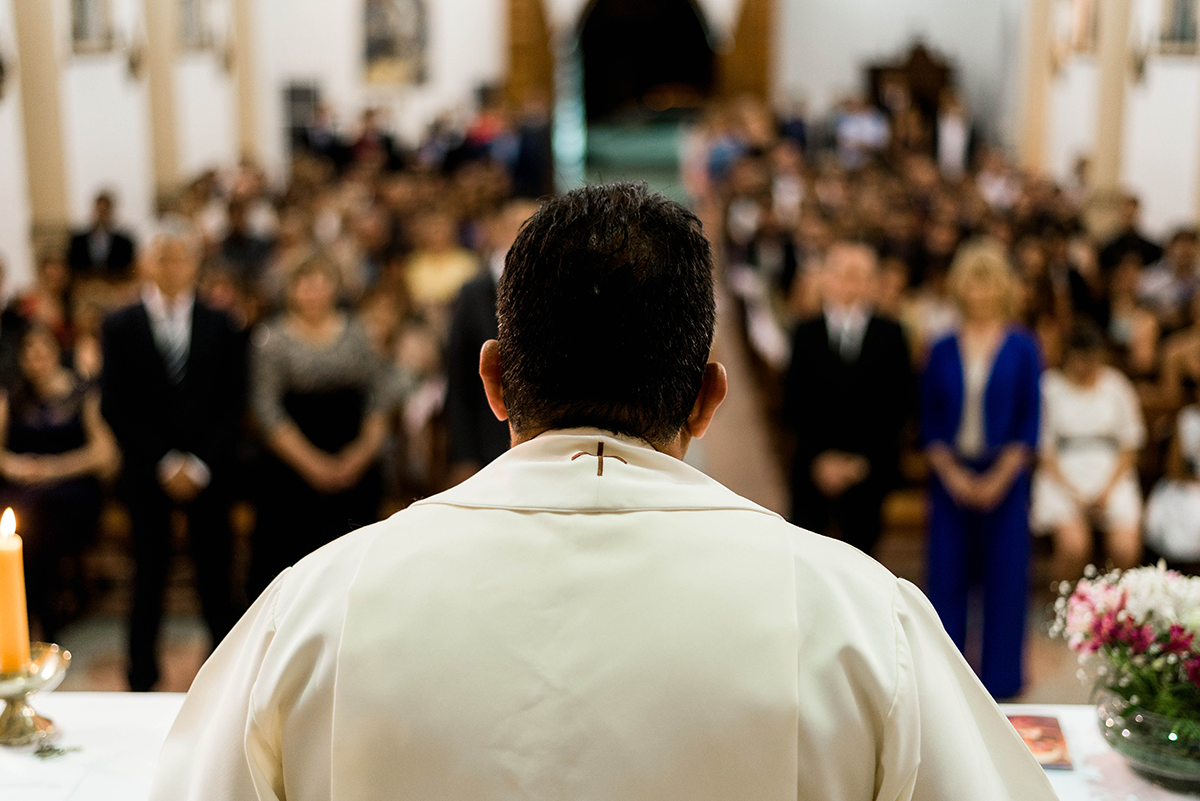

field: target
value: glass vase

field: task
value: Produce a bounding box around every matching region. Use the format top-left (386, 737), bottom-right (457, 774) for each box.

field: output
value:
top-left (1095, 687), bottom-right (1200, 792)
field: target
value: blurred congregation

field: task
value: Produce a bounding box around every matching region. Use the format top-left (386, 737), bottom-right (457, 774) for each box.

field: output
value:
top-left (0, 110), bottom-right (557, 690)
top-left (4, 0), bottom-right (1200, 701)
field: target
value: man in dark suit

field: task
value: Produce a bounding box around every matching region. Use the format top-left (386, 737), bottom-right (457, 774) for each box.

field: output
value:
top-left (445, 200), bottom-right (538, 484)
top-left (1099, 194), bottom-right (1162, 272)
top-left (67, 191), bottom-right (137, 282)
top-left (101, 220), bottom-right (245, 691)
top-left (782, 241), bottom-right (913, 555)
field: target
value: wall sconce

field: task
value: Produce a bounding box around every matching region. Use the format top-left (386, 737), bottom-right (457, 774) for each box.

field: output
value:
top-left (126, 39), bottom-right (144, 80)
top-left (114, 26), bottom-right (145, 81)
top-left (1129, 41), bottom-right (1150, 83)
top-left (1050, 40), bottom-right (1068, 77)
top-left (1127, 5), bottom-right (1163, 86)
top-left (0, 46), bottom-right (8, 101)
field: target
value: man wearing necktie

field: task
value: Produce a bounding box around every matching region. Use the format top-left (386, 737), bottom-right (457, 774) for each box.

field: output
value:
top-left (783, 241), bottom-right (914, 555)
top-left (100, 220), bottom-right (246, 691)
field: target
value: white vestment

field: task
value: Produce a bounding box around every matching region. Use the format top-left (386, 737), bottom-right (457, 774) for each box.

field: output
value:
top-left (150, 429), bottom-right (1056, 801)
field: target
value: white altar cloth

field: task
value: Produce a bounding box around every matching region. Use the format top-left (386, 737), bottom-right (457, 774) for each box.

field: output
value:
top-left (1005, 704), bottom-right (1196, 801)
top-left (0, 692), bottom-right (184, 801)
top-left (0, 695), bottom-right (1195, 800)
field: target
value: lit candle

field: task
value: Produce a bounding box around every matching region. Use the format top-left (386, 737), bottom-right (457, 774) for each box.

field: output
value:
top-left (0, 508), bottom-right (30, 673)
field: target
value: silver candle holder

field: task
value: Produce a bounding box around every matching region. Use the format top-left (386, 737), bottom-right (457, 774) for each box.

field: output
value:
top-left (0, 643), bottom-right (70, 746)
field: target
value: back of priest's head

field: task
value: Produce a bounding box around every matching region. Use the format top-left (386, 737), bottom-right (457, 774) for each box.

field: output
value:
top-left (497, 182), bottom-right (715, 448)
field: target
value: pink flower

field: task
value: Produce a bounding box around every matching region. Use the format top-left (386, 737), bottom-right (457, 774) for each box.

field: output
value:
top-left (1092, 611), bottom-right (1119, 646)
top-left (1163, 624), bottom-right (1195, 656)
top-left (1186, 657), bottom-right (1200, 687)
top-left (1116, 620), bottom-right (1155, 654)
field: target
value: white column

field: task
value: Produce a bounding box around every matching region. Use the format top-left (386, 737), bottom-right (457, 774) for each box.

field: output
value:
top-left (1019, 0), bottom-right (1053, 175)
top-left (232, 0), bottom-right (259, 162)
top-left (144, 0), bottom-right (180, 202)
top-left (12, 0), bottom-right (69, 246)
top-left (1093, 0), bottom-right (1132, 194)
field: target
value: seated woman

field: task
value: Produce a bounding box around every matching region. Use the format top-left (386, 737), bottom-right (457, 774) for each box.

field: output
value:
top-left (1031, 322), bottom-right (1145, 581)
top-left (12, 254), bottom-right (74, 349)
top-left (404, 211), bottom-right (481, 337)
top-left (1156, 291), bottom-right (1200, 410)
top-left (1105, 251), bottom-right (1159, 381)
top-left (0, 325), bottom-right (118, 640)
top-left (1146, 394), bottom-right (1200, 563)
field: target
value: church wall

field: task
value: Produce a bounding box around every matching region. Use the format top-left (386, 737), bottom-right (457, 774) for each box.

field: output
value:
top-left (58, 0), bottom-right (154, 236)
top-left (0, 0), bottom-right (34, 289)
top-left (60, 48), bottom-right (156, 239)
top-left (775, 0), bottom-right (1026, 147)
top-left (1121, 58), bottom-right (1200, 237)
top-left (1045, 57), bottom-right (1098, 185)
top-left (1039, 0), bottom-right (1200, 236)
top-left (175, 49), bottom-right (239, 178)
top-left (254, 0), bottom-right (505, 178)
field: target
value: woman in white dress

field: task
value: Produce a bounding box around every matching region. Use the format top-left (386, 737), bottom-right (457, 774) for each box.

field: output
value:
top-left (1146, 399), bottom-right (1200, 562)
top-left (1032, 322), bottom-right (1145, 581)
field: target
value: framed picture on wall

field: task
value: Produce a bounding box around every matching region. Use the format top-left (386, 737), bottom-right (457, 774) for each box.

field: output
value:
top-left (364, 0), bottom-right (428, 85)
top-left (179, 0), bottom-right (214, 51)
top-left (71, 0), bottom-right (114, 54)
top-left (1161, 0), bottom-right (1199, 54)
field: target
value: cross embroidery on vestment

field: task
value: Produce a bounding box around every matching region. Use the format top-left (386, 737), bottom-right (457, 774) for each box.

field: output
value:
top-left (571, 441), bottom-right (627, 476)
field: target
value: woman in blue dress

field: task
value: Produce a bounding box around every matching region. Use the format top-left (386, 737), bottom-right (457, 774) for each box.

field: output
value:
top-left (921, 239), bottom-right (1041, 699)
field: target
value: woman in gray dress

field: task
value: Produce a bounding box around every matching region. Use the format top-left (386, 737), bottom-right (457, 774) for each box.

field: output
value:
top-left (249, 254), bottom-right (389, 597)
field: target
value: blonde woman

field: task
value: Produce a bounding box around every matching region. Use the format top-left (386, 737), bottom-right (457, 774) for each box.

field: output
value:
top-left (920, 239), bottom-right (1041, 699)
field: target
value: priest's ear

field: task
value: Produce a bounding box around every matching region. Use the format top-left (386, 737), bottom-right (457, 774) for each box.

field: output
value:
top-left (683, 362), bottom-right (727, 441)
top-left (479, 339), bottom-right (508, 422)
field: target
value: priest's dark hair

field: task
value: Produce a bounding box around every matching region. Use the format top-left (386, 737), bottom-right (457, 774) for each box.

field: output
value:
top-left (497, 182), bottom-right (715, 447)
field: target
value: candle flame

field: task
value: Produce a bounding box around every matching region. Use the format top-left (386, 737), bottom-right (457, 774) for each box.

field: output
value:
top-left (1, 509), bottom-right (15, 539)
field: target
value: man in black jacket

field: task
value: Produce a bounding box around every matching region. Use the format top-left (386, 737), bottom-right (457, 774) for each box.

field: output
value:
top-left (445, 200), bottom-right (538, 484)
top-left (783, 241), bottom-right (913, 555)
top-left (101, 220), bottom-right (245, 691)
top-left (67, 191), bottom-right (137, 282)
top-left (1099, 194), bottom-right (1162, 272)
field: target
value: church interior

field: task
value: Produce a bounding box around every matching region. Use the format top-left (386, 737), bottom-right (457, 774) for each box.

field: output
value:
top-left (3, 0), bottom-right (1200, 743)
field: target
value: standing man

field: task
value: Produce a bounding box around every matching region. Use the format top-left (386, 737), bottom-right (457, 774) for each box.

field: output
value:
top-left (783, 241), bottom-right (913, 555)
top-left (68, 191), bottom-right (137, 282)
top-left (445, 199), bottom-right (538, 484)
top-left (150, 185), bottom-right (1054, 800)
top-left (1099, 194), bottom-right (1162, 272)
top-left (101, 220), bottom-right (245, 691)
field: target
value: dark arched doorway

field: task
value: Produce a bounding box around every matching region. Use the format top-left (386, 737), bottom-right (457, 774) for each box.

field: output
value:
top-left (579, 0), bottom-right (715, 122)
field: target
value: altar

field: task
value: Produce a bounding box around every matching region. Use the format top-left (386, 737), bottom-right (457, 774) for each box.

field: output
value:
top-left (0, 695), bottom-right (1195, 800)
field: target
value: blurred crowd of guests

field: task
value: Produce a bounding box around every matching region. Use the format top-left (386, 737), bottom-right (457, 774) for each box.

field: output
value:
top-left (693, 91), bottom-right (1200, 698)
top-left (9, 81), bottom-right (1200, 702)
top-left (0, 99), bottom-right (550, 691)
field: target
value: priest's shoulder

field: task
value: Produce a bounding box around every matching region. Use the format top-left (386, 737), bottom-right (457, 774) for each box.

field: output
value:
top-left (269, 519), bottom-right (392, 620)
top-left (780, 522), bottom-right (899, 609)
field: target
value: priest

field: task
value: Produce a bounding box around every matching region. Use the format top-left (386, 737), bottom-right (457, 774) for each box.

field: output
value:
top-left (150, 183), bottom-right (1055, 800)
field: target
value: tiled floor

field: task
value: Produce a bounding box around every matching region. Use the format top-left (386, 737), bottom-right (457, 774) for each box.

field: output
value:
top-left (49, 293), bottom-right (1092, 705)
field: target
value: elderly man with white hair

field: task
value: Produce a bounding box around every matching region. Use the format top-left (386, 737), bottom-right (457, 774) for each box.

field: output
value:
top-left (100, 217), bottom-right (246, 691)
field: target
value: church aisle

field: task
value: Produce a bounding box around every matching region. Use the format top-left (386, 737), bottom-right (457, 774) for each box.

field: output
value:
top-left (699, 289), bottom-right (789, 516)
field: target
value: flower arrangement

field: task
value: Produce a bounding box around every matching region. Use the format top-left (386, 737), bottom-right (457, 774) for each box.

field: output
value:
top-left (1052, 562), bottom-right (1200, 734)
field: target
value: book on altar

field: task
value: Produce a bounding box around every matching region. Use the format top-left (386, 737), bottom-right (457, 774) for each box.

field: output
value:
top-left (1007, 715), bottom-right (1072, 770)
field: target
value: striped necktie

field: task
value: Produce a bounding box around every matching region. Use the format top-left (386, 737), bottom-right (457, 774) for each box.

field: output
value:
top-left (158, 309), bottom-right (189, 384)
top-left (164, 328), bottom-right (188, 384)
